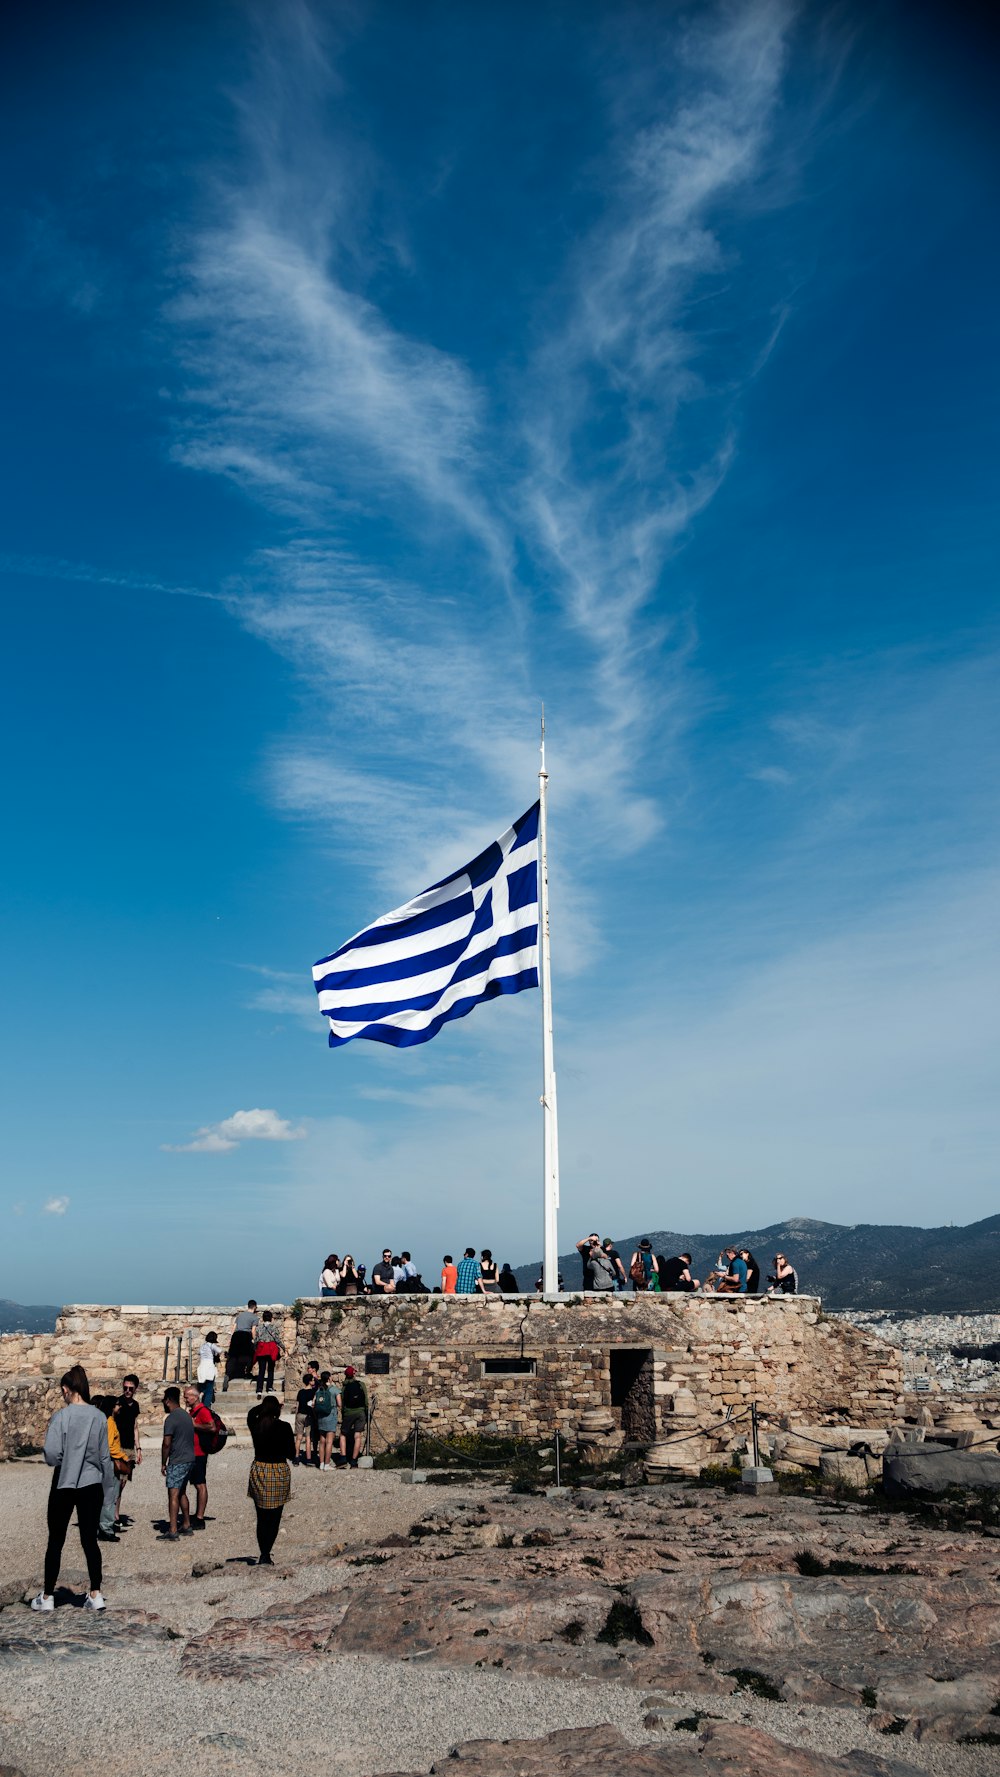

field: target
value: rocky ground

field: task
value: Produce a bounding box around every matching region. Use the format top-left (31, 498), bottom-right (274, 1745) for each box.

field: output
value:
top-left (1, 1447), bottom-right (999, 1777)
top-left (837, 1314), bottom-right (1000, 1396)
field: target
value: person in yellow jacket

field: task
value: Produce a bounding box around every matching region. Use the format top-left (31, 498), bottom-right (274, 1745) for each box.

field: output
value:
top-left (94, 1396), bottom-right (129, 1541)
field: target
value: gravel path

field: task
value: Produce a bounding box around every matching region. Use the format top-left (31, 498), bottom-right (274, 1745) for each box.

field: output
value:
top-left (0, 1453), bottom-right (996, 1777)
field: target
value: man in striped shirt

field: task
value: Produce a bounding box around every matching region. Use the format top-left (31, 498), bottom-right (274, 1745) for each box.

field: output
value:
top-left (456, 1248), bottom-right (481, 1294)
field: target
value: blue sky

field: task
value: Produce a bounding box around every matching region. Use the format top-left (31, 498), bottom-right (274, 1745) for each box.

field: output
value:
top-left (2, 0), bottom-right (998, 1304)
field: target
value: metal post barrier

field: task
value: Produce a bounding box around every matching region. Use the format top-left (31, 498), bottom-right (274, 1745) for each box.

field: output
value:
top-left (411, 1421), bottom-right (419, 1477)
top-left (162, 1338), bottom-right (169, 1380)
top-left (751, 1400), bottom-right (760, 1469)
top-left (187, 1329), bottom-right (193, 1382)
top-left (555, 1429), bottom-right (561, 1488)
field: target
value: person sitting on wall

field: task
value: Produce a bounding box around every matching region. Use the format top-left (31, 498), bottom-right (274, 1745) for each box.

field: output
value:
top-left (441, 1255), bottom-right (457, 1294)
top-left (740, 1249), bottom-right (761, 1294)
top-left (498, 1262), bottom-right (520, 1294)
top-left (717, 1250), bottom-right (748, 1293)
top-left (659, 1252), bottom-right (699, 1292)
top-left (535, 1270), bottom-right (565, 1292)
top-left (703, 1248), bottom-right (737, 1292)
top-left (371, 1249), bottom-right (397, 1294)
top-left (767, 1253), bottom-right (798, 1294)
top-left (319, 1255), bottom-right (340, 1296)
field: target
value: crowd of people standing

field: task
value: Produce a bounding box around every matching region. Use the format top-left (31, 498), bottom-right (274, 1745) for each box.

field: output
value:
top-left (31, 1322), bottom-right (376, 1608)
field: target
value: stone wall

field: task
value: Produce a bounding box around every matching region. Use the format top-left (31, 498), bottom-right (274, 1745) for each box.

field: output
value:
top-left (292, 1293), bottom-right (905, 1449)
top-left (0, 1295), bottom-right (907, 1458)
top-left (0, 1377), bottom-right (61, 1459)
top-left (0, 1303), bottom-right (298, 1386)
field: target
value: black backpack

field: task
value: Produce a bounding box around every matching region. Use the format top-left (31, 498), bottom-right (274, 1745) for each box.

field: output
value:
top-left (342, 1378), bottom-right (366, 1412)
top-left (200, 1410), bottom-right (229, 1455)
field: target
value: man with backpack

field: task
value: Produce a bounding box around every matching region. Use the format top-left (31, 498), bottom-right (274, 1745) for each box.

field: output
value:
top-left (338, 1366), bottom-right (369, 1468)
top-left (183, 1384), bottom-right (222, 1530)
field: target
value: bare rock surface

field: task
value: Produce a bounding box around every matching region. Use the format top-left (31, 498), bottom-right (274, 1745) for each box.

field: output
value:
top-left (2, 1450), bottom-right (1000, 1777)
top-left (379, 1720), bottom-right (925, 1777)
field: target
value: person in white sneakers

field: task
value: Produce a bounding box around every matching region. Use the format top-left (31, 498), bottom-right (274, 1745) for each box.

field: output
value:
top-left (33, 1364), bottom-right (114, 1613)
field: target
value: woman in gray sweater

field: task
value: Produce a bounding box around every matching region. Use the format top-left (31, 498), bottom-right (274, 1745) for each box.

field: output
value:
top-left (32, 1364), bottom-right (114, 1613)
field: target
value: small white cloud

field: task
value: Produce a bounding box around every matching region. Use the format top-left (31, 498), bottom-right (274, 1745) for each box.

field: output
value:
top-left (749, 764), bottom-right (795, 786)
top-left (162, 1107), bottom-right (306, 1153)
top-left (43, 1196), bottom-right (70, 1216)
top-left (166, 1130), bottom-right (239, 1154)
top-left (215, 1108), bottom-right (305, 1143)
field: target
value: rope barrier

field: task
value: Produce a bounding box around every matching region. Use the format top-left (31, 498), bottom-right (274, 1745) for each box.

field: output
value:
top-left (778, 1425), bottom-right (1000, 1455)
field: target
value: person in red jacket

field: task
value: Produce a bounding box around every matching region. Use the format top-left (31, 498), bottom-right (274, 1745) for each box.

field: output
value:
top-left (183, 1384), bottom-right (215, 1531)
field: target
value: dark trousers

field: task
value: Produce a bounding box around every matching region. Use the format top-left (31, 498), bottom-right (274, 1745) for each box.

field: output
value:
top-left (255, 1355), bottom-right (275, 1393)
top-left (254, 1504), bottom-right (283, 1558)
top-left (45, 1480), bottom-right (103, 1595)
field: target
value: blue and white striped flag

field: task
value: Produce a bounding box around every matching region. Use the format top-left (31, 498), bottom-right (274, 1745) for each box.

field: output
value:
top-left (313, 804), bottom-right (540, 1049)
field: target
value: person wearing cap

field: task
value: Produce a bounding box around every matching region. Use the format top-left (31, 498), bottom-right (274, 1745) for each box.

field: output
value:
top-left (337, 1366), bottom-right (370, 1468)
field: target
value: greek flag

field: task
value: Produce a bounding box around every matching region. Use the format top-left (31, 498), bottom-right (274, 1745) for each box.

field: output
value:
top-left (313, 804), bottom-right (540, 1049)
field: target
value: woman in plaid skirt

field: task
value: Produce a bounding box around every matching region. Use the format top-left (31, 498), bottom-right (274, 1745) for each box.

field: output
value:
top-left (247, 1395), bottom-right (294, 1565)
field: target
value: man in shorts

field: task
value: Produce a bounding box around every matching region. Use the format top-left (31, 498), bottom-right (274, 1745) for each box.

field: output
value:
top-left (160, 1387), bottom-right (195, 1539)
top-left (338, 1366), bottom-right (369, 1468)
top-left (114, 1374), bottom-right (142, 1524)
top-left (183, 1384), bottom-right (215, 1530)
top-left (294, 1371), bottom-right (316, 1465)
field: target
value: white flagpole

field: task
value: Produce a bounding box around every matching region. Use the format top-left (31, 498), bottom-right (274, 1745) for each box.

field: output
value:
top-left (539, 710), bottom-right (560, 1294)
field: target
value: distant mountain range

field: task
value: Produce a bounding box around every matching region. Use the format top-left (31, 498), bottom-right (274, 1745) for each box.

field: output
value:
top-left (513, 1215), bottom-right (1000, 1312)
top-left (3, 1216), bottom-right (997, 1326)
top-left (0, 1299), bottom-right (61, 1335)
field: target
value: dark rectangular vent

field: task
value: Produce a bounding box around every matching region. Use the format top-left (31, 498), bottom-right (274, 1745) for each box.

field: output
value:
top-left (481, 1357), bottom-right (536, 1376)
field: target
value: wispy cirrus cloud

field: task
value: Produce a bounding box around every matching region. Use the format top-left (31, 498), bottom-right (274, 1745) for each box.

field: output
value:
top-left (162, 1108), bottom-right (306, 1154)
top-left (166, 0), bottom-right (800, 909)
top-left (0, 553), bottom-right (222, 604)
top-left (527, 2), bottom-right (792, 722)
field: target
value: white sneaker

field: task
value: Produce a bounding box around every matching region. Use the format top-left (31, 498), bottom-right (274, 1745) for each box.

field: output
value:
top-left (84, 1592), bottom-right (106, 1611)
top-left (31, 1593), bottom-right (54, 1612)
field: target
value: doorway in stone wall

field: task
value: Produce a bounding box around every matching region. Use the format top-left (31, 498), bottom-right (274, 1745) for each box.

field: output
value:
top-left (609, 1348), bottom-right (655, 1443)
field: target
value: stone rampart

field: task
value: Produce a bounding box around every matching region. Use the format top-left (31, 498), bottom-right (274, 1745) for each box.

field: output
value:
top-left (0, 1303), bottom-right (297, 1385)
top-left (0, 1376), bottom-right (61, 1460)
top-left (0, 1295), bottom-right (907, 1457)
top-left (292, 1293), bottom-right (906, 1449)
